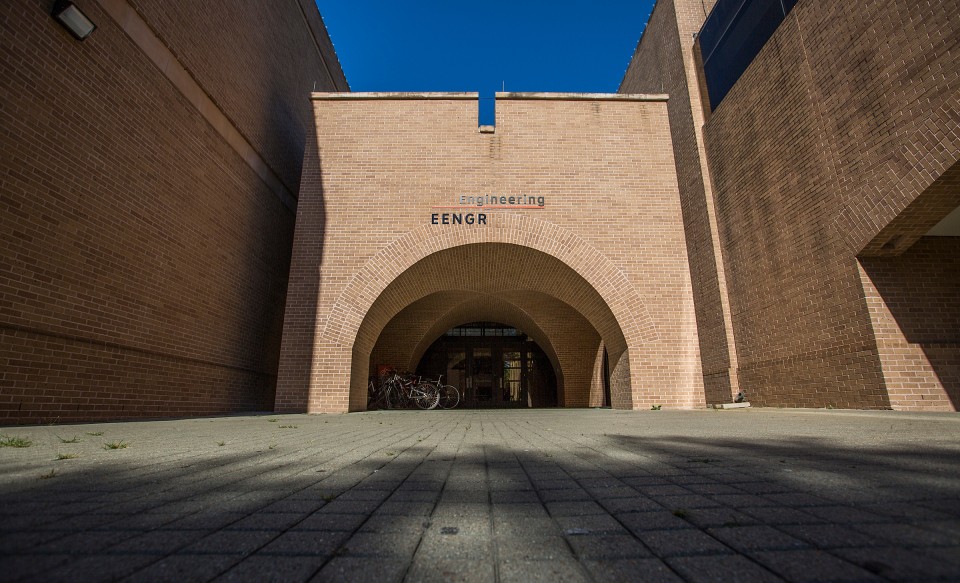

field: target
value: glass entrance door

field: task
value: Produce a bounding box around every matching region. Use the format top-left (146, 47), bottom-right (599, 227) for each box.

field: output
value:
top-left (446, 349), bottom-right (467, 400)
top-left (500, 349), bottom-right (526, 407)
top-left (417, 322), bottom-right (557, 408)
top-left (465, 346), bottom-right (526, 408)
top-left (471, 347), bottom-right (494, 403)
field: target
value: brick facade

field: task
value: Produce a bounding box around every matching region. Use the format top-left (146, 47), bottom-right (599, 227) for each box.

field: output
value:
top-left (619, 0), bottom-right (739, 406)
top-left (276, 94), bottom-right (705, 413)
top-left (623, 0), bottom-right (959, 410)
top-left (3, 0), bottom-right (956, 421)
top-left (0, 0), bottom-right (346, 423)
top-left (859, 237), bottom-right (960, 410)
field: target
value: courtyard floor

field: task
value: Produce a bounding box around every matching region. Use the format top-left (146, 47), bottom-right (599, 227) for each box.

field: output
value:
top-left (1, 408), bottom-right (958, 582)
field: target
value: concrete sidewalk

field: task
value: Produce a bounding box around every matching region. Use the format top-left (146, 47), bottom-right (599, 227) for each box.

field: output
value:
top-left (1, 409), bottom-right (958, 582)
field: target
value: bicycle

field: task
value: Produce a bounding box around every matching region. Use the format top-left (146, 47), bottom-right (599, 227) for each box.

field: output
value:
top-left (406, 375), bottom-right (440, 409)
top-left (368, 372), bottom-right (456, 410)
top-left (369, 372), bottom-right (439, 409)
top-left (418, 376), bottom-right (460, 409)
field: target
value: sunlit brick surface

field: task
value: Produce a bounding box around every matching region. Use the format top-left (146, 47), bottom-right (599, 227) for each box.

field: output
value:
top-left (276, 95), bottom-right (705, 412)
top-left (700, 0), bottom-right (960, 409)
top-left (620, 0), bottom-right (739, 407)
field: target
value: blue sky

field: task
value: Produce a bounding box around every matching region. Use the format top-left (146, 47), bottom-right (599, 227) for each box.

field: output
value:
top-left (314, 0), bottom-right (658, 124)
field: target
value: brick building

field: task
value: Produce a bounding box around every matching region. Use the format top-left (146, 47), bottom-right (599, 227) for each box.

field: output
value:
top-left (276, 93), bottom-right (704, 413)
top-left (619, 0), bottom-right (958, 411)
top-left (1, 0), bottom-right (957, 422)
top-left (0, 0), bottom-right (347, 422)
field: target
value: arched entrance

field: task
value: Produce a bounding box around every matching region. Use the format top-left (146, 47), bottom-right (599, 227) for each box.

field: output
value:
top-left (350, 242), bottom-right (633, 412)
top-left (275, 94), bottom-right (707, 414)
top-left (278, 216), bottom-right (706, 413)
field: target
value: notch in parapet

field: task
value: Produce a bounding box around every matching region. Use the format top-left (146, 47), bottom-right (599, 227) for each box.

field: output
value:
top-left (475, 92), bottom-right (671, 133)
top-left (479, 91), bottom-right (495, 131)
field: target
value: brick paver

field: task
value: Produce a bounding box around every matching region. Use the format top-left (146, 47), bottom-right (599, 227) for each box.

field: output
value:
top-left (1, 408), bottom-right (958, 582)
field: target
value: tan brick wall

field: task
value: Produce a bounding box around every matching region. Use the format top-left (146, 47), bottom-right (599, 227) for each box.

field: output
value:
top-left (859, 237), bottom-right (960, 411)
top-left (620, 0), bottom-right (739, 405)
top-left (277, 94), bottom-right (705, 413)
top-left (699, 0), bottom-right (960, 408)
top-left (0, 0), bottom-right (344, 422)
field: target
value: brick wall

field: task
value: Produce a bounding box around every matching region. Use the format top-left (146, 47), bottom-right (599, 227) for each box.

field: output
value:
top-left (127, 0), bottom-right (348, 193)
top-left (700, 0), bottom-right (959, 408)
top-left (0, 0), bottom-right (345, 422)
top-left (621, 0), bottom-right (958, 409)
top-left (620, 0), bottom-right (739, 405)
top-left (277, 94), bottom-right (704, 413)
top-left (859, 237), bottom-right (960, 410)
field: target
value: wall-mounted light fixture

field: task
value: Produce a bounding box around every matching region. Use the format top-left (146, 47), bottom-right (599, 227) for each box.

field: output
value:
top-left (51, 0), bottom-right (96, 41)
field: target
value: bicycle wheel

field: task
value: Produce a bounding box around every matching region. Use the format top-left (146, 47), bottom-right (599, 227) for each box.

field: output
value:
top-left (438, 385), bottom-right (459, 409)
top-left (369, 380), bottom-right (389, 410)
top-left (414, 383), bottom-right (440, 410)
top-left (384, 379), bottom-right (403, 409)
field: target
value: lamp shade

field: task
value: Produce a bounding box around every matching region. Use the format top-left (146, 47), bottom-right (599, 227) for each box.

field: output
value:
top-left (52, 0), bottom-right (96, 40)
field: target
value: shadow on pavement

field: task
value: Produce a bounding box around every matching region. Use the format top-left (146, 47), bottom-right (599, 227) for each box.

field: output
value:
top-left (0, 411), bottom-right (958, 582)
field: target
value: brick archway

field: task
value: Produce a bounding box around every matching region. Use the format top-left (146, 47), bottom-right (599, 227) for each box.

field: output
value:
top-left (322, 217), bottom-right (663, 412)
top-left (277, 215), bottom-right (707, 413)
top-left (371, 292), bottom-right (571, 404)
top-left (370, 291), bottom-right (596, 406)
top-left (321, 215), bottom-right (659, 351)
top-left (347, 241), bottom-right (632, 411)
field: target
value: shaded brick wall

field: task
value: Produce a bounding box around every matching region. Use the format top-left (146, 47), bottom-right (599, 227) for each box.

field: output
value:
top-left (127, 0), bottom-right (348, 193)
top-left (0, 0), bottom-right (344, 422)
top-left (701, 0), bottom-right (959, 408)
top-left (277, 94), bottom-right (704, 413)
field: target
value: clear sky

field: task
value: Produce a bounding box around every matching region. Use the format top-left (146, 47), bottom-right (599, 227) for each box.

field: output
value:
top-left (314, 0), bottom-right (658, 124)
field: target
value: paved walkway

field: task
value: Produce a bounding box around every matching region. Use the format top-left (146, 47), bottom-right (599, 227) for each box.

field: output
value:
top-left (1, 408), bottom-right (959, 582)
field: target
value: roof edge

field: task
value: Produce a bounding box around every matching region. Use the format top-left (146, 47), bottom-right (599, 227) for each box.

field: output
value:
top-left (311, 92), bottom-right (479, 100)
top-left (618, 0), bottom-right (666, 92)
top-left (496, 92), bottom-right (669, 102)
top-left (298, 0), bottom-right (350, 91)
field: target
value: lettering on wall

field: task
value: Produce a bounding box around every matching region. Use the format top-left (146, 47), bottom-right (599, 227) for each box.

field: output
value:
top-left (430, 213), bottom-right (486, 225)
top-left (430, 193), bottom-right (545, 226)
